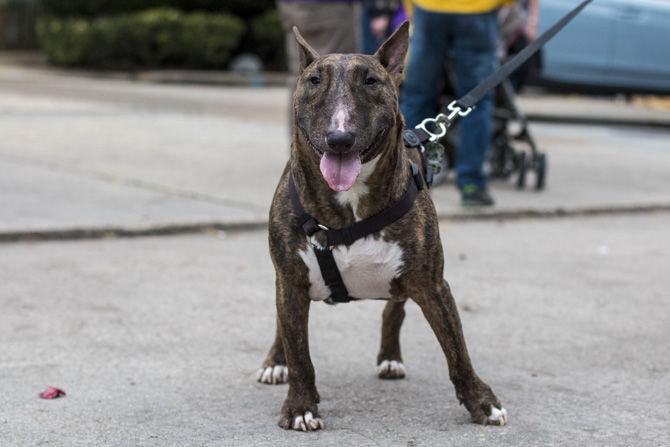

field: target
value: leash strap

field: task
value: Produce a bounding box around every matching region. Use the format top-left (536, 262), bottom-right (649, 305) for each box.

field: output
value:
top-left (288, 162), bottom-right (424, 303)
top-left (415, 0), bottom-right (593, 140)
top-left (457, 0), bottom-right (593, 110)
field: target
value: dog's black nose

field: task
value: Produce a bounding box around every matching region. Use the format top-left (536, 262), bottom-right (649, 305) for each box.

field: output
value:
top-left (326, 131), bottom-right (356, 152)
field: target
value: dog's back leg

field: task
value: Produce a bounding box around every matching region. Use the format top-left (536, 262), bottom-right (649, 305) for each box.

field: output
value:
top-left (256, 316), bottom-right (288, 385)
top-left (376, 300), bottom-right (407, 379)
top-left (414, 280), bottom-right (508, 426)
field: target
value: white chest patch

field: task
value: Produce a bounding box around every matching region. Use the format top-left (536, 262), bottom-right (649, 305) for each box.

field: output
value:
top-left (298, 235), bottom-right (404, 301)
top-left (335, 156), bottom-right (379, 221)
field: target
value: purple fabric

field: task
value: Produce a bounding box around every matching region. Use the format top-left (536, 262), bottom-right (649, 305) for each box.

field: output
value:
top-left (278, 0), bottom-right (358, 3)
top-left (391, 4), bottom-right (408, 31)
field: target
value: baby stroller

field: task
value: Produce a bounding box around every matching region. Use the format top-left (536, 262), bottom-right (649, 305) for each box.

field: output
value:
top-left (489, 75), bottom-right (547, 190)
top-left (435, 9), bottom-right (548, 190)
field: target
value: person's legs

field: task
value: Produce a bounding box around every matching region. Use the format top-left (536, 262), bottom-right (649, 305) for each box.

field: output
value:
top-left (452, 11), bottom-right (498, 192)
top-left (400, 6), bottom-right (451, 128)
top-left (361, 7), bottom-right (380, 54)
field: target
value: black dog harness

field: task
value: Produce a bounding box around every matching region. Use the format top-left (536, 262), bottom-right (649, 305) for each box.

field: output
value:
top-left (288, 131), bottom-right (429, 303)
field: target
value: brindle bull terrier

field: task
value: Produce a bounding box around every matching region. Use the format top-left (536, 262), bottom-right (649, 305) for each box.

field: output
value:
top-left (256, 22), bottom-right (507, 431)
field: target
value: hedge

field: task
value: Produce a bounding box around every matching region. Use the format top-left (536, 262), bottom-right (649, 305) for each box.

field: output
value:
top-left (36, 8), bottom-right (245, 68)
top-left (38, 0), bottom-right (275, 19)
top-left (249, 9), bottom-right (286, 71)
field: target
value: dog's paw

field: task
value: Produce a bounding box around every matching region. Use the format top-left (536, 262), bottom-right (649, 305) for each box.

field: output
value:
top-left (256, 365), bottom-right (288, 384)
top-left (487, 405), bottom-right (508, 426)
top-left (278, 411), bottom-right (324, 432)
top-left (459, 380), bottom-right (507, 426)
top-left (376, 359), bottom-right (406, 379)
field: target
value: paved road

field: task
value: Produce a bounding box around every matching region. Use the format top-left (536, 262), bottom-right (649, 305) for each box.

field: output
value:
top-left (2, 64), bottom-right (670, 235)
top-left (2, 214), bottom-right (669, 446)
top-left (1, 59), bottom-right (669, 446)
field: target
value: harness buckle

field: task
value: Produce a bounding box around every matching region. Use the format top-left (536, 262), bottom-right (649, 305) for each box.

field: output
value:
top-left (424, 163), bottom-right (434, 188)
top-left (305, 222), bottom-right (331, 250)
top-left (402, 129), bottom-right (422, 148)
top-left (410, 162), bottom-right (424, 191)
top-left (301, 218), bottom-right (323, 237)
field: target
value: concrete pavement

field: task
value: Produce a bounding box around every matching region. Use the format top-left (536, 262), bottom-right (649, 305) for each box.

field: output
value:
top-left (1, 214), bottom-right (669, 446)
top-left (2, 58), bottom-right (670, 446)
top-left (1, 63), bottom-right (670, 239)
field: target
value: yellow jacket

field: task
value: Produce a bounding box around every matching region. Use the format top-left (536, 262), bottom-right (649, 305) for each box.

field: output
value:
top-left (410, 0), bottom-right (514, 14)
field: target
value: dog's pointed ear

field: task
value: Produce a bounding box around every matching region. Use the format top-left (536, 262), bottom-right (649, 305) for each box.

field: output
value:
top-left (293, 26), bottom-right (320, 72)
top-left (374, 21), bottom-right (410, 85)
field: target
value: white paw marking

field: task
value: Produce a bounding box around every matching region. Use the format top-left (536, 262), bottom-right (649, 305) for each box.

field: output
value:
top-left (377, 359), bottom-right (407, 378)
top-left (488, 405), bottom-right (508, 426)
top-left (255, 365), bottom-right (288, 384)
top-left (293, 411), bottom-right (324, 431)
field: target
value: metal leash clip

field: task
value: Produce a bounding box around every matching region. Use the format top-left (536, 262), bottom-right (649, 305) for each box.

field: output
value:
top-left (415, 101), bottom-right (474, 142)
top-left (444, 100), bottom-right (474, 122)
top-left (415, 117), bottom-right (447, 142)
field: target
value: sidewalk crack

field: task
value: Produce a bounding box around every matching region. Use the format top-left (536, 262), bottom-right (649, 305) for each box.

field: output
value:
top-left (0, 152), bottom-right (266, 214)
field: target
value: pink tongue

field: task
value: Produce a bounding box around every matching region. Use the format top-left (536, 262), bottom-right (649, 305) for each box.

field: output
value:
top-left (319, 152), bottom-right (362, 192)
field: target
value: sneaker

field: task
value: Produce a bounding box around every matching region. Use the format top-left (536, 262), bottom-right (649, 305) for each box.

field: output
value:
top-left (461, 185), bottom-right (495, 207)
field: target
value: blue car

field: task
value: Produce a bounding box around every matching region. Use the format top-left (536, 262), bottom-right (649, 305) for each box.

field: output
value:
top-left (539, 0), bottom-right (670, 92)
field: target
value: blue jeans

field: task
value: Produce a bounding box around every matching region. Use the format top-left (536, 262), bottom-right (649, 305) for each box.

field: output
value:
top-left (361, 8), bottom-right (388, 54)
top-left (400, 6), bottom-right (498, 189)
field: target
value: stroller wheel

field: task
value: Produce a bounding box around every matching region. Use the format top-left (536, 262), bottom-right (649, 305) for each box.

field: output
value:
top-left (515, 151), bottom-right (527, 189)
top-left (535, 152), bottom-right (547, 191)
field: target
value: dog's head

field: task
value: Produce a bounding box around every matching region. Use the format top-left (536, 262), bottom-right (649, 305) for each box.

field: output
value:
top-left (292, 22), bottom-right (409, 192)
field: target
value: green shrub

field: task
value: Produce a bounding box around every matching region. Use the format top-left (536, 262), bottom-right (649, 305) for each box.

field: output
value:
top-left (36, 8), bottom-right (245, 68)
top-left (38, 0), bottom-right (275, 19)
top-left (36, 17), bottom-right (94, 65)
top-left (177, 12), bottom-right (240, 67)
top-left (250, 9), bottom-right (286, 71)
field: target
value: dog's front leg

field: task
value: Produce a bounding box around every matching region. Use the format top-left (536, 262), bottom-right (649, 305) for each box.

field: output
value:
top-left (414, 280), bottom-right (508, 426)
top-left (276, 279), bottom-right (323, 431)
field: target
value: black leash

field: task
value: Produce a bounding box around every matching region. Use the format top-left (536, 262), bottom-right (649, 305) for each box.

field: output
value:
top-left (458, 0), bottom-right (593, 110)
top-left (416, 0), bottom-right (594, 142)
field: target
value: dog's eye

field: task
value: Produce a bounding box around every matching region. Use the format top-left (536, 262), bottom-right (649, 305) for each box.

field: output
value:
top-left (309, 76), bottom-right (321, 85)
top-left (364, 77), bottom-right (377, 85)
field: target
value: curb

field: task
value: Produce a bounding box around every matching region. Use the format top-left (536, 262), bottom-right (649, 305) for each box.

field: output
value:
top-left (2, 203), bottom-right (669, 244)
top-left (524, 113), bottom-right (670, 129)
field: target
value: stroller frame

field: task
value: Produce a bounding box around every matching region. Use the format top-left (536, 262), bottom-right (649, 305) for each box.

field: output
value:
top-left (438, 75), bottom-right (548, 191)
top-left (489, 78), bottom-right (547, 190)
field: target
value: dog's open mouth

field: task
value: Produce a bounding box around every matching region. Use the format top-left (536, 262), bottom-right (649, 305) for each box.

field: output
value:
top-left (319, 151), bottom-right (362, 192)
top-left (319, 128), bottom-right (387, 192)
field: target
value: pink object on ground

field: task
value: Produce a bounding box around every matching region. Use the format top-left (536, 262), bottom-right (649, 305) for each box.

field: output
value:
top-left (38, 386), bottom-right (66, 399)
